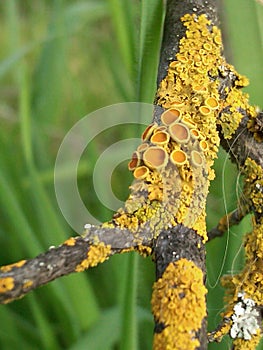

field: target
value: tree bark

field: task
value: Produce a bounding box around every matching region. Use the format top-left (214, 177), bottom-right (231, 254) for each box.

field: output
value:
top-left (0, 1), bottom-right (262, 349)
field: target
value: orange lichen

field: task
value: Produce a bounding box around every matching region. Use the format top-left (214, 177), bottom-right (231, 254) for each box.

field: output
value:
top-left (247, 116), bottom-right (263, 143)
top-left (232, 329), bottom-right (262, 350)
top-left (111, 14), bottom-right (228, 242)
top-left (143, 147), bottom-right (168, 169)
top-left (137, 143), bottom-right (149, 153)
top-left (204, 96), bottom-right (219, 109)
top-left (191, 150), bottom-right (203, 167)
top-left (161, 108), bottom-right (181, 125)
top-left (242, 158), bottom-right (263, 215)
top-left (152, 259), bottom-right (207, 350)
top-left (169, 122), bottom-right (190, 143)
top-left (0, 277), bottom-right (15, 293)
top-left (141, 123), bottom-right (157, 141)
top-left (150, 131), bottom-right (170, 145)
top-left (75, 243), bottom-right (111, 272)
top-left (133, 166), bottom-right (149, 180)
top-left (218, 77), bottom-right (257, 139)
top-left (136, 245), bottom-right (152, 257)
top-left (218, 155), bottom-right (263, 345)
top-left (170, 100), bottom-right (184, 108)
top-left (128, 151), bottom-right (140, 171)
top-left (63, 237), bottom-right (76, 246)
top-left (0, 260), bottom-right (26, 272)
top-left (192, 83), bottom-right (208, 94)
top-left (190, 129), bottom-right (200, 139)
top-left (182, 116), bottom-right (196, 129)
top-left (222, 219), bottom-right (263, 308)
top-left (199, 139), bottom-right (208, 151)
top-left (199, 105), bottom-right (211, 115)
top-left (154, 126), bottom-right (168, 133)
top-left (170, 150), bottom-right (187, 165)
top-left (23, 280), bottom-right (33, 290)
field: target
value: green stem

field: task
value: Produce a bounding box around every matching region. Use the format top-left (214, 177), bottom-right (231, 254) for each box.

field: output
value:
top-left (119, 253), bottom-right (138, 350)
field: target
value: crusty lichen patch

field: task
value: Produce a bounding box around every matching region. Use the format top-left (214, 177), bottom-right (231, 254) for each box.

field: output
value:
top-left (222, 221), bottom-right (263, 305)
top-left (0, 260), bottom-right (26, 273)
top-left (108, 14), bottom-right (231, 242)
top-left (220, 158), bottom-right (263, 319)
top-left (215, 155), bottom-right (263, 345)
top-left (75, 243), bottom-right (111, 272)
top-left (63, 237), bottom-right (77, 246)
top-left (0, 277), bottom-right (15, 293)
top-left (232, 329), bottom-right (262, 350)
top-left (219, 218), bottom-right (263, 345)
top-left (242, 158), bottom-right (263, 215)
top-left (151, 259), bottom-right (207, 350)
top-left (219, 74), bottom-right (257, 140)
top-left (22, 279), bottom-right (33, 290)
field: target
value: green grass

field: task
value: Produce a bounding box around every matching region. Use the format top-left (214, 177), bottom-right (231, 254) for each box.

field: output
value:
top-left (0, 1), bottom-right (262, 349)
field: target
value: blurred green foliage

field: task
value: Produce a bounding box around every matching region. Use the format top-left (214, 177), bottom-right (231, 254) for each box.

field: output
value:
top-left (0, 1), bottom-right (262, 349)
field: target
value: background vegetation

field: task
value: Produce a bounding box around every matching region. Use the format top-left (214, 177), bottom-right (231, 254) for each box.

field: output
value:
top-left (0, 1), bottom-right (262, 349)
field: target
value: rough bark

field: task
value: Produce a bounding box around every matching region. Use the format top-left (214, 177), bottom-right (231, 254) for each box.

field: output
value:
top-left (0, 1), bottom-right (262, 349)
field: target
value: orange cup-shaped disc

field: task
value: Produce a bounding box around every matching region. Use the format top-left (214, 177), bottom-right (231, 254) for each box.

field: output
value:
top-left (137, 143), bottom-right (149, 153)
top-left (143, 146), bottom-right (168, 170)
top-left (199, 140), bottom-right (208, 151)
top-left (133, 166), bottom-right (149, 180)
top-left (170, 150), bottom-right (187, 166)
top-left (150, 131), bottom-right (170, 145)
top-left (199, 105), bottom-right (211, 116)
top-left (128, 151), bottom-right (140, 171)
top-left (190, 129), bottom-right (200, 139)
top-left (191, 150), bottom-right (203, 167)
top-left (204, 97), bottom-right (219, 110)
top-left (141, 123), bottom-right (157, 141)
top-left (161, 108), bottom-right (181, 126)
top-left (169, 122), bottom-right (190, 143)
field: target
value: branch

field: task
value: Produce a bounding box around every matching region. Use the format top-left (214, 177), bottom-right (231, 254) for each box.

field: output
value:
top-left (0, 229), bottom-right (152, 304)
top-left (1, 1), bottom-right (263, 349)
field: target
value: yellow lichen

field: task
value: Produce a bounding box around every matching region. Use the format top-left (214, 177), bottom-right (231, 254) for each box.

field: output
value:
top-left (22, 280), bottom-right (33, 290)
top-left (136, 245), bottom-right (152, 257)
top-left (75, 243), bottom-right (111, 272)
top-left (242, 158), bottom-right (263, 215)
top-left (110, 14), bottom-right (258, 246)
top-left (151, 259), bottom-right (207, 350)
top-left (133, 166), bottom-right (149, 180)
top-left (0, 277), bottom-right (15, 293)
top-left (0, 260), bottom-right (26, 272)
top-left (154, 13), bottom-right (222, 239)
top-left (232, 329), bottom-right (262, 350)
top-left (218, 71), bottom-right (258, 139)
top-left (221, 218), bottom-right (263, 341)
top-left (207, 320), bottom-right (232, 342)
top-left (63, 237), bottom-right (76, 246)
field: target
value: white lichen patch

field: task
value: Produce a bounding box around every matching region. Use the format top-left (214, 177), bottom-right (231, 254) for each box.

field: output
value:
top-left (230, 292), bottom-right (260, 340)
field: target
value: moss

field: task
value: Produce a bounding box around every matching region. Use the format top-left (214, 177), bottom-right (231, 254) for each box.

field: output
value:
top-left (151, 259), bottom-right (207, 350)
top-left (75, 243), bottom-right (111, 272)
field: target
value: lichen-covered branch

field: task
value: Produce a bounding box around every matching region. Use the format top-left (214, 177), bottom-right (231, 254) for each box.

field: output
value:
top-left (0, 1), bottom-right (262, 349)
top-left (0, 231), bottom-right (150, 304)
top-left (151, 0), bottom-right (263, 348)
